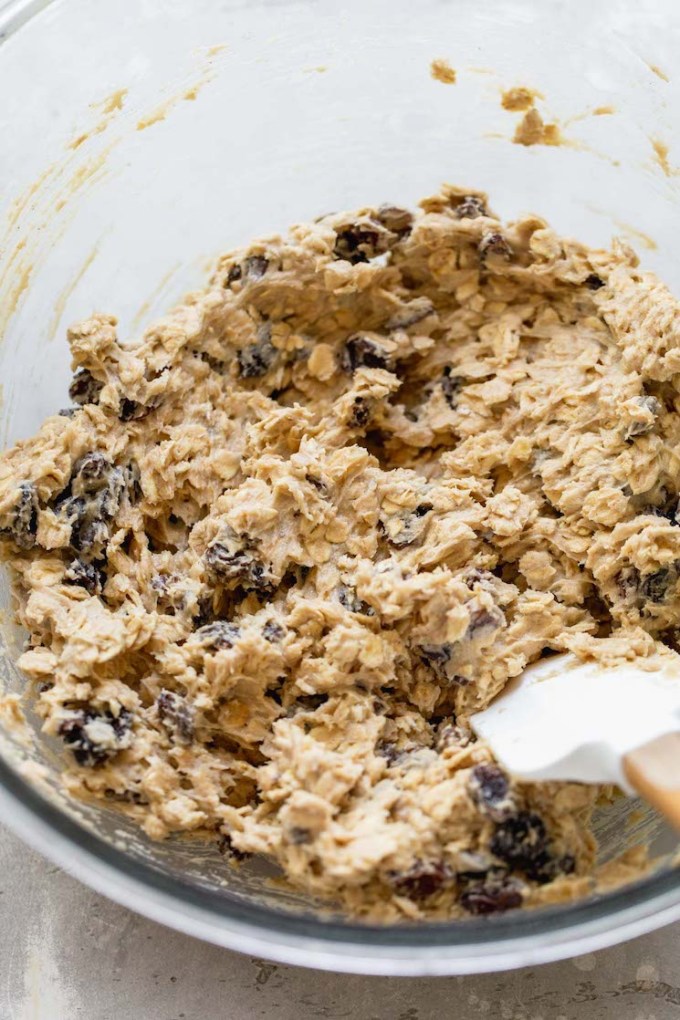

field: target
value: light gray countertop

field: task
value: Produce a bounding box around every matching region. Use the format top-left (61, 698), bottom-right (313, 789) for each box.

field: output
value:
top-left (1, 823), bottom-right (679, 1020)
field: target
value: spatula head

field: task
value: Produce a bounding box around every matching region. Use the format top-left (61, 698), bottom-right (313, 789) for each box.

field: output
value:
top-left (470, 651), bottom-right (680, 790)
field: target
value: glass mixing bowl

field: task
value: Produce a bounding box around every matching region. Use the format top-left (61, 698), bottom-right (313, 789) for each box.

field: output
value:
top-left (0, 0), bottom-right (679, 975)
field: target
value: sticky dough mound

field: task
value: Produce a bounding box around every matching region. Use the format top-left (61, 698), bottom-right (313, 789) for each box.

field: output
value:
top-left (1, 184), bottom-right (677, 920)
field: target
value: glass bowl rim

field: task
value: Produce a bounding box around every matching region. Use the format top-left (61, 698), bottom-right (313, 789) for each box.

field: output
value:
top-left (2, 754), bottom-right (679, 975)
top-left (1, 0), bottom-right (679, 976)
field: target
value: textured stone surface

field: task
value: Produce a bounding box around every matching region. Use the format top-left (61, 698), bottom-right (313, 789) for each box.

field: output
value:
top-left (1, 823), bottom-right (679, 1019)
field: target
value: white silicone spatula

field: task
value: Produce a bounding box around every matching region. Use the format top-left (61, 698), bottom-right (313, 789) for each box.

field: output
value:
top-left (471, 651), bottom-right (680, 830)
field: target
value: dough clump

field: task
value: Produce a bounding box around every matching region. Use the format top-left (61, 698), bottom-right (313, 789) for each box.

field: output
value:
top-left (1, 185), bottom-right (677, 920)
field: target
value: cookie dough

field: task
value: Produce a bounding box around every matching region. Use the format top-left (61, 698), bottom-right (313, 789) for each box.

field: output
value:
top-left (1, 185), bottom-right (677, 921)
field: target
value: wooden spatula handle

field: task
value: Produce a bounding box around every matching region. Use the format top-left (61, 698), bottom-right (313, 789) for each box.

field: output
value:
top-left (623, 732), bottom-right (680, 831)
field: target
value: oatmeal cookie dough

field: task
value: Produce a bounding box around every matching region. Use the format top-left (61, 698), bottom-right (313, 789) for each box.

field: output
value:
top-left (1, 185), bottom-right (679, 920)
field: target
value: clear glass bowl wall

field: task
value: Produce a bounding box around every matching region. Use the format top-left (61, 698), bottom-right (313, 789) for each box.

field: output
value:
top-left (0, 0), bottom-right (679, 975)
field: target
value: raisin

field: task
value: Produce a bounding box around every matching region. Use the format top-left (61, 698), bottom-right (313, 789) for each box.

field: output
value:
top-left (435, 722), bottom-right (472, 751)
top-left (157, 690), bottom-right (194, 743)
top-left (340, 335), bottom-right (390, 373)
top-left (216, 832), bottom-right (250, 861)
top-left (386, 298), bottom-right (434, 330)
top-left (195, 620), bottom-right (241, 649)
top-left (73, 452), bottom-right (110, 489)
top-left (418, 642), bottom-right (453, 680)
top-left (63, 558), bottom-right (105, 595)
top-left (288, 826), bottom-right (312, 845)
top-left (375, 740), bottom-right (405, 765)
top-left (126, 460), bottom-right (143, 503)
top-left (337, 585), bottom-right (375, 615)
top-left (262, 620), bottom-right (285, 642)
top-left (384, 503), bottom-right (433, 549)
top-left (641, 566), bottom-right (676, 604)
top-left (58, 707), bottom-right (132, 766)
top-left (479, 231), bottom-right (513, 260)
top-left (69, 368), bottom-right (103, 406)
top-left (391, 860), bottom-right (452, 900)
top-left (205, 534), bottom-right (276, 597)
top-left (376, 204), bottom-right (413, 235)
top-left (333, 223), bottom-right (387, 264)
top-left (468, 763), bottom-right (515, 820)
top-left (226, 263), bottom-right (242, 284)
top-left (293, 693), bottom-right (328, 713)
top-left (585, 273), bottom-right (605, 290)
top-left (119, 398), bottom-right (154, 422)
top-left (533, 853), bottom-right (578, 883)
top-left (2, 481), bottom-right (39, 549)
top-left (616, 565), bottom-right (640, 601)
top-left (104, 787), bottom-right (146, 805)
top-left (306, 474), bottom-right (328, 494)
top-left (467, 604), bottom-right (505, 639)
top-left (441, 366), bottom-right (463, 408)
top-left (455, 195), bottom-right (487, 220)
top-left (72, 519), bottom-right (109, 556)
top-left (626, 395), bottom-right (661, 439)
top-left (490, 811), bottom-right (552, 880)
top-left (237, 327), bottom-right (277, 378)
top-left (460, 878), bottom-right (523, 915)
top-left (243, 255), bottom-right (268, 280)
top-left (348, 396), bottom-right (371, 428)
top-left (464, 567), bottom-right (495, 588)
top-left (246, 562), bottom-right (277, 597)
top-left (56, 455), bottom-right (125, 558)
